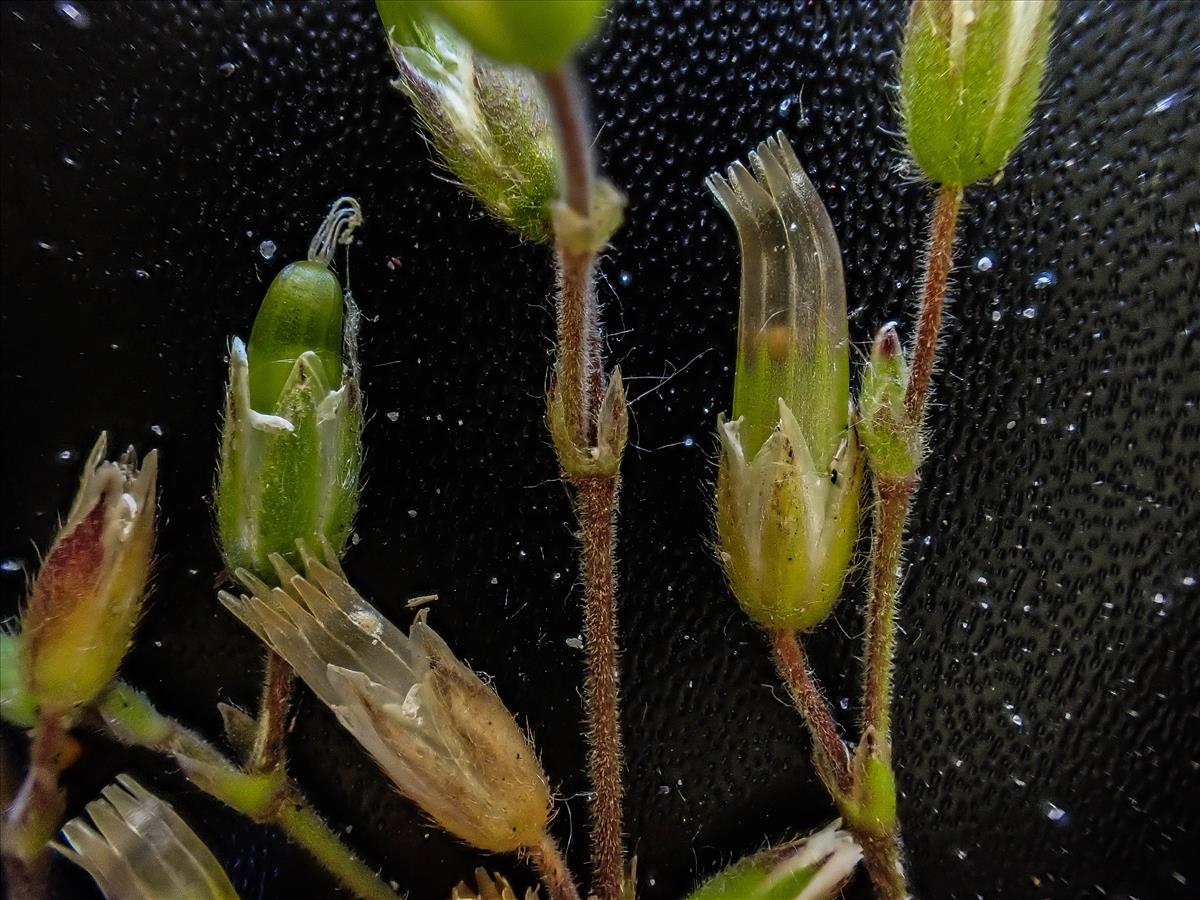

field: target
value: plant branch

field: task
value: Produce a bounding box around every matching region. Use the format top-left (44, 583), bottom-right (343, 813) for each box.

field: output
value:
top-left (528, 833), bottom-right (584, 900)
top-left (542, 61), bottom-right (627, 900)
top-left (768, 629), bottom-right (851, 796)
top-left (859, 832), bottom-right (908, 900)
top-left (250, 650), bottom-right (295, 774)
top-left (903, 183), bottom-right (964, 426)
top-left (2, 711), bottom-right (68, 900)
top-left (95, 683), bottom-right (400, 900)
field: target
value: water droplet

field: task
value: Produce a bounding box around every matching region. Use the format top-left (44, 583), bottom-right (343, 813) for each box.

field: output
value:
top-left (56, 448), bottom-right (75, 463)
top-left (1148, 90), bottom-right (1187, 115)
top-left (1021, 306), bottom-right (1040, 319)
top-left (149, 424), bottom-right (163, 436)
top-left (1042, 801), bottom-right (1067, 822)
top-left (1032, 270), bottom-right (1056, 290)
top-left (1, 558), bottom-right (26, 574)
top-left (218, 61), bottom-right (237, 77)
top-left (778, 96), bottom-right (793, 114)
top-left (565, 636), bottom-right (584, 650)
top-left (407, 509), bottom-right (417, 518)
top-left (55, 1), bottom-right (90, 28)
top-left (1182, 575), bottom-right (1197, 587)
top-left (682, 435), bottom-right (695, 448)
top-left (1011, 713), bottom-right (1024, 727)
top-left (258, 239), bottom-right (277, 260)
top-left (991, 310), bottom-right (1003, 322)
top-left (657, 784), bottom-right (671, 796)
top-left (134, 268), bottom-right (150, 280)
top-left (973, 251), bottom-right (995, 272)
top-left (62, 155), bottom-right (78, 168)
top-left (386, 411), bottom-right (399, 422)
top-left (618, 270), bottom-right (633, 287)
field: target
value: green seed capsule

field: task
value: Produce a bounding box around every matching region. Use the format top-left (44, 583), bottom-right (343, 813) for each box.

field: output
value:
top-left (247, 260), bottom-right (344, 412)
top-left (217, 198), bottom-right (365, 581)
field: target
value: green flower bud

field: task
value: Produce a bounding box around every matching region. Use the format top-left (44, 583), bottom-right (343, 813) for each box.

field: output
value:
top-left (708, 134), bottom-right (863, 632)
top-left (377, 1), bottom-right (559, 241)
top-left (216, 199), bottom-right (364, 581)
top-left (901, 0), bottom-right (1057, 186)
top-left (687, 821), bottom-right (861, 900)
top-left (381, 0), bottom-right (608, 72)
top-left (857, 323), bottom-right (921, 480)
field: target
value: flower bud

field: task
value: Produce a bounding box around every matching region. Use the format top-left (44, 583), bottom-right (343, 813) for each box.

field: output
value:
top-left (381, 1), bottom-right (609, 72)
top-left (857, 323), bottom-right (921, 481)
top-left (20, 435), bottom-right (157, 712)
top-left (220, 541), bottom-right (553, 853)
top-left (901, 0), bottom-right (1057, 186)
top-left (378, 3), bottom-right (559, 242)
top-left (687, 821), bottom-right (861, 900)
top-left (217, 198), bottom-right (364, 581)
top-left (55, 775), bottom-right (239, 900)
top-left (708, 134), bottom-right (863, 631)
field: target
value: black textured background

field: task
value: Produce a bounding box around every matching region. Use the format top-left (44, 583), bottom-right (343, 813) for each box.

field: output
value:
top-left (2, 1), bottom-right (1198, 898)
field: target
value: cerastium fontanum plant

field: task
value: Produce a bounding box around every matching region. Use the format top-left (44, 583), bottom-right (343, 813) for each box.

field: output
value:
top-left (1, 3), bottom-right (1057, 899)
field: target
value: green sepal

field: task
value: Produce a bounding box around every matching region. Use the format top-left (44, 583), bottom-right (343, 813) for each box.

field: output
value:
top-left (839, 727), bottom-right (898, 838)
top-left (378, 2), bottom-right (559, 242)
top-left (217, 310), bottom-right (362, 583)
top-left (383, 0), bottom-right (609, 71)
top-left (901, 0), bottom-right (1056, 186)
top-left (0, 629), bottom-right (37, 728)
top-left (716, 401), bottom-right (863, 632)
top-left (687, 821), bottom-right (861, 900)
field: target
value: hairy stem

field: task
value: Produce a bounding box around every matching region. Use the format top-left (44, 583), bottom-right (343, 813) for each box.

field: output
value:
top-left (275, 795), bottom-right (399, 900)
top-left (543, 60), bottom-right (626, 900)
top-left (95, 683), bottom-right (400, 900)
top-left (528, 834), bottom-right (584, 900)
top-left (2, 712), bottom-right (67, 900)
top-left (768, 629), bottom-right (851, 795)
top-left (250, 650), bottom-right (295, 773)
top-left (575, 474), bottom-right (625, 900)
top-left (859, 832), bottom-right (908, 900)
top-left (903, 183), bottom-right (964, 426)
top-left (861, 478), bottom-right (915, 740)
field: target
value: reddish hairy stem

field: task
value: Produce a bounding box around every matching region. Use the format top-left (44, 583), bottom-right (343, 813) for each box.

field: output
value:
top-left (529, 834), bottom-right (584, 900)
top-left (2, 712), bottom-right (68, 900)
top-left (860, 832), bottom-right (909, 900)
top-left (903, 184), bottom-right (964, 426)
top-left (768, 629), bottom-right (852, 796)
top-left (575, 474), bottom-right (625, 900)
top-left (250, 649), bottom-right (295, 774)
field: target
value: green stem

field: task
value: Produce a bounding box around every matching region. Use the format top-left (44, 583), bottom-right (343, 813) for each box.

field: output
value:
top-left (95, 683), bottom-right (400, 900)
top-left (276, 796), bottom-right (399, 900)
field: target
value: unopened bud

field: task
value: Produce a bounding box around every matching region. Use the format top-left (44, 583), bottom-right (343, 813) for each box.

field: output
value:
top-left (901, 0), bottom-right (1057, 186)
top-left (857, 322), bottom-right (921, 480)
top-left (20, 435), bottom-right (157, 712)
